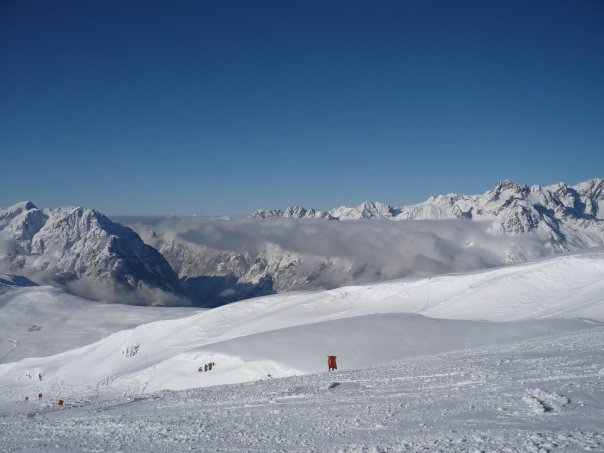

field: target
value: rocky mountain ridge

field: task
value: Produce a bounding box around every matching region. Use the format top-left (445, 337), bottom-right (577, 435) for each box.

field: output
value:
top-left (0, 202), bottom-right (183, 304)
top-left (251, 179), bottom-right (604, 247)
top-left (2, 178), bottom-right (602, 307)
top-left (251, 206), bottom-right (335, 220)
top-left (130, 179), bottom-right (603, 306)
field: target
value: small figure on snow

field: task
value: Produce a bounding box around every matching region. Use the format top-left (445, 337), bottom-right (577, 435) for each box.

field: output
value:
top-left (328, 355), bottom-right (337, 371)
top-left (38, 393), bottom-right (43, 401)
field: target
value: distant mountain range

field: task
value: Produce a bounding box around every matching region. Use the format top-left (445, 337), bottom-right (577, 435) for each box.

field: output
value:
top-left (140, 178), bottom-right (604, 305)
top-left (252, 178), bottom-right (604, 240)
top-left (1, 179), bottom-right (602, 306)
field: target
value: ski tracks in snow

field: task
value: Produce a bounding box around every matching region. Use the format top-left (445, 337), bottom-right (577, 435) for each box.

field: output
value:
top-left (1, 327), bottom-right (603, 451)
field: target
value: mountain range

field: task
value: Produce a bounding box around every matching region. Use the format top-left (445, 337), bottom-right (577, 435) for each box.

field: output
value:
top-left (134, 179), bottom-right (604, 305)
top-left (253, 178), bottom-right (604, 241)
top-left (1, 179), bottom-right (602, 306)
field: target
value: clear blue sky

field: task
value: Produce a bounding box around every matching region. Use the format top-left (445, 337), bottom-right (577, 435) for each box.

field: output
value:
top-left (1, 0), bottom-right (603, 215)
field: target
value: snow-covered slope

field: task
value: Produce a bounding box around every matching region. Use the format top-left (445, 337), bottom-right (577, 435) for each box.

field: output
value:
top-left (1, 251), bottom-right (603, 451)
top-left (0, 283), bottom-right (200, 363)
top-left (3, 327), bottom-right (602, 452)
top-left (0, 202), bottom-right (184, 305)
top-left (1, 250), bottom-right (602, 397)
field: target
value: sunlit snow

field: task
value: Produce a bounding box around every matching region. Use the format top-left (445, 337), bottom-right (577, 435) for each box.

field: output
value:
top-left (1, 251), bottom-right (603, 450)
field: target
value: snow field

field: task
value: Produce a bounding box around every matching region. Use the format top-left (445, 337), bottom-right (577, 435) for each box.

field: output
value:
top-left (0, 284), bottom-right (200, 363)
top-left (0, 327), bottom-right (602, 451)
top-left (0, 250), bottom-right (603, 399)
top-left (0, 250), bottom-right (603, 450)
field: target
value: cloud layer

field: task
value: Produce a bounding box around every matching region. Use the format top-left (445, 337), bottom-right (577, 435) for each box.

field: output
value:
top-left (127, 216), bottom-right (555, 289)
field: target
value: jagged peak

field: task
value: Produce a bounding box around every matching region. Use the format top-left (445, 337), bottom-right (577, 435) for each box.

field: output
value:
top-left (250, 209), bottom-right (283, 219)
top-left (1, 201), bottom-right (38, 213)
top-left (425, 193), bottom-right (465, 203)
top-left (492, 179), bottom-right (529, 194)
top-left (358, 200), bottom-right (392, 210)
top-left (574, 178), bottom-right (604, 194)
top-left (50, 205), bottom-right (109, 221)
top-left (250, 178), bottom-right (602, 224)
top-left (283, 206), bottom-right (307, 214)
top-left (584, 177), bottom-right (604, 185)
top-left (19, 201), bottom-right (37, 211)
top-left (0, 202), bottom-right (182, 303)
top-left (0, 202), bottom-right (40, 223)
top-left (251, 206), bottom-right (333, 220)
top-left (548, 181), bottom-right (568, 190)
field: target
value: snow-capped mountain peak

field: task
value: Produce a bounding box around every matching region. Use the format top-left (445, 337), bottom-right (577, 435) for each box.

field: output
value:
top-left (0, 201), bottom-right (183, 304)
top-left (249, 179), bottom-right (604, 244)
top-left (0, 200), bottom-right (38, 220)
top-left (329, 200), bottom-right (398, 220)
top-left (251, 206), bottom-right (335, 220)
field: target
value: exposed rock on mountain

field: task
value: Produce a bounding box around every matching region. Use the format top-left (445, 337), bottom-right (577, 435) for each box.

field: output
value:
top-left (251, 206), bottom-right (335, 220)
top-left (0, 202), bottom-right (184, 305)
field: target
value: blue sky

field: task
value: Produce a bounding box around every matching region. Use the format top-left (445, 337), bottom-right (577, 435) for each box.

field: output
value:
top-left (1, 0), bottom-right (603, 215)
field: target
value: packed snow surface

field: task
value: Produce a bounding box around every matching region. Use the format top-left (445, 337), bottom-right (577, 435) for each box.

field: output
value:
top-left (1, 250), bottom-right (602, 389)
top-left (0, 250), bottom-right (603, 450)
top-left (0, 327), bottom-right (602, 451)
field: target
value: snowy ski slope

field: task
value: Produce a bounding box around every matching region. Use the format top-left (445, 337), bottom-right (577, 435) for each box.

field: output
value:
top-left (1, 326), bottom-right (603, 451)
top-left (0, 250), bottom-right (602, 396)
top-left (0, 250), bottom-right (603, 451)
